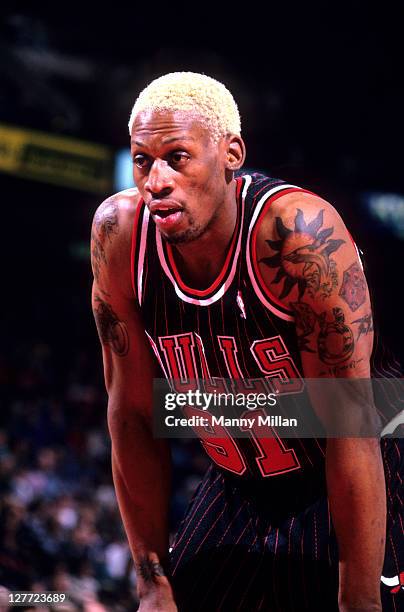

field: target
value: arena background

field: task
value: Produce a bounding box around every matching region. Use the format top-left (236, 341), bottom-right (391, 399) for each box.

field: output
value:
top-left (1, 4), bottom-right (403, 610)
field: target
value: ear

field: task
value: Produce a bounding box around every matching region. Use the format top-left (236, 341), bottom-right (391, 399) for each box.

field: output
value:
top-left (224, 134), bottom-right (246, 171)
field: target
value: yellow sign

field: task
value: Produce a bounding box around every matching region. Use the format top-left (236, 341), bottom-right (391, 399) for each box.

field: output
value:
top-left (0, 123), bottom-right (113, 194)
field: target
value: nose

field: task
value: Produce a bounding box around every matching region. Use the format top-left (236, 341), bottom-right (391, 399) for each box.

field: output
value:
top-left (144, 159), bottom-right (174, 198)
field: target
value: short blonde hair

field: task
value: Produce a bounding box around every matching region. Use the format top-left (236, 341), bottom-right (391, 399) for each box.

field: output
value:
top-left (128, 72), bottom-right (241, 143)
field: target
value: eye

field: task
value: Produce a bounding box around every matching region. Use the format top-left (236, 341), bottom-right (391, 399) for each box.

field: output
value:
top-left (132, 154), bottom-right (150, 169)
top-left (169, 151), bottom-right (190, 166)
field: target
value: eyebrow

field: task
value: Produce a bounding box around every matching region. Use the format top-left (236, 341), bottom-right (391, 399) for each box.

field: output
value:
top-left (130, 136), bottom-right (196, 147)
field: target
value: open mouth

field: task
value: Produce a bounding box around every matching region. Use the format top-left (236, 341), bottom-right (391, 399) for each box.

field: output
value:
top-left (149, 201), bottom-right (184, 225)
top-left (154, 208), bottom-right (181, 219)
top-left (150, 207), bottom-right (184, 227)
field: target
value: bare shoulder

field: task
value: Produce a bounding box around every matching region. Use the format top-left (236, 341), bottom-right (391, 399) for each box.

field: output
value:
top-left (91, 187), bottom-right (142, 294)
top-left (254, 189), bottom-right (362, 310)
top-left (257, 190), bottom-right (346, 238)
top-left (92, 187), bottom-right (141, 239)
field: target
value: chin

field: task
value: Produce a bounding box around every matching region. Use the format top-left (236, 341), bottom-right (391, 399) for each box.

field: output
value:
top-left (162, 225), bottom-right (207, 245)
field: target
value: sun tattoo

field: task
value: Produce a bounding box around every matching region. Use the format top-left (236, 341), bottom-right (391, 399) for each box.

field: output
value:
top-left (260, 209), bottom-right (345, 300)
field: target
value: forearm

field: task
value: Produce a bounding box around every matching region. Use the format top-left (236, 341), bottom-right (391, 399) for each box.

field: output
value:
top-left (326, 438), bottom-right (386, 610)
top-left (108, 401), bottom-right (172, 597)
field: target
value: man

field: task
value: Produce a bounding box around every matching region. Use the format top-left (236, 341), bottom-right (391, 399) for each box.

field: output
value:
top-left (91, 72), bottom-right (403, 611)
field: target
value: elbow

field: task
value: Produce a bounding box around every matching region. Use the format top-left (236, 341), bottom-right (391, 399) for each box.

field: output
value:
top-left (106, 400), bottom-right (120, 439)
top-left (107, 397), bottom-right (130, 440)
top-left (106, 396), bottom-right (150, 443)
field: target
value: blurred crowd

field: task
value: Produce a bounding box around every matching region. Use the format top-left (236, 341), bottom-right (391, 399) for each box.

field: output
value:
top-left (0, 340), bottom-right (207, 611)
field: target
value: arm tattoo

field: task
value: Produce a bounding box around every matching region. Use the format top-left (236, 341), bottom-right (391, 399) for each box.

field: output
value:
top-left (91, 198), bottom-right (119, 282)
top-left (291, 301), bottom-right (355, 364)
top-left (93, 295), bottom-right (129, 356)
top-left (320, 358), bottom-right (364, 377)
top-left (136, 558), bottom-right (165, 582)
top-left (260, 208), bottom-right (345, 301)
top-left (352, 312), bottom-right (373, 339)
top-left (339, 262), bottom-right (366, 311)
top-left (290, 302), bottom-right (317, 353)
top-left (317, 307), bottom-right (354, 365)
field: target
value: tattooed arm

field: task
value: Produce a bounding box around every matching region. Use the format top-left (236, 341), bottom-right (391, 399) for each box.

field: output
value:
top-left (257, 191), bottom-right (385, 612)
top-left (91, 192), bottom-right (177, 611)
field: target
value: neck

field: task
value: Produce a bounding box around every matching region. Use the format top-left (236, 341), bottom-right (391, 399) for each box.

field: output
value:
top-left (171, 179), bottom-right (238, 288)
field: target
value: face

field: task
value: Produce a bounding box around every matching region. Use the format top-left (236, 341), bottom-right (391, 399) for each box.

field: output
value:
top-left (130, 109), bottom-right (229, 244)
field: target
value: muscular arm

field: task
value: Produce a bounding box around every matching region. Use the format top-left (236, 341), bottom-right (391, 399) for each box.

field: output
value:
top-left (257, 191), bottom-right (385, 611)
top-left (91, 193), bottom-right (176, 608)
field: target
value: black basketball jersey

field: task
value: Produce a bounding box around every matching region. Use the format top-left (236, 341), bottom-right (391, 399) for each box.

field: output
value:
top-left (131, 173), bottom-right (330, 501)
top-left (131, 172), bottom-right (403, 507)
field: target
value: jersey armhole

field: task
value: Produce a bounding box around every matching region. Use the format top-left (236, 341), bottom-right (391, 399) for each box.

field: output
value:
top-left (246, 186), bottom-right (316, 322)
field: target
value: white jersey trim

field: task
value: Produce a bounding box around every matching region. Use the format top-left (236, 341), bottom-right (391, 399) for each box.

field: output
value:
top-left (246, 184), bottom-right (302, 322)
top-left (137, 206), bottom-right (150, 307)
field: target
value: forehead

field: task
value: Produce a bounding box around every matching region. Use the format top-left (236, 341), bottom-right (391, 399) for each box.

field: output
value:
top-left (131, 109), bottom-right (211, 145)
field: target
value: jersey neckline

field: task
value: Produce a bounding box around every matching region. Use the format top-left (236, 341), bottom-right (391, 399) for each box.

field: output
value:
top-left (156, 176), bottom-right (249, 306)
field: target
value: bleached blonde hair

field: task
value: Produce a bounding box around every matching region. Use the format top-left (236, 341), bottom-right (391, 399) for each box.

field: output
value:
top-left (128, 72), bottom-right (241, 143)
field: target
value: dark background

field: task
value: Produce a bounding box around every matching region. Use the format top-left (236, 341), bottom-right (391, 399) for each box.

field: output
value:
top-left (0, 3), bottom-right (403, 609)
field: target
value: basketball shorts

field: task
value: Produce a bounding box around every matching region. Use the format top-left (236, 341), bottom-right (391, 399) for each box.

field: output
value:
top-left (169, 438), bottom-right (404, 611)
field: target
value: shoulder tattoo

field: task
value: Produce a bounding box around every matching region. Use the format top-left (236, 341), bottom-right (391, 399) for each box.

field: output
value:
top-left (91, 197), bottom-right (119, 282)
top-left (260, 208), bottom-right (345, 301)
